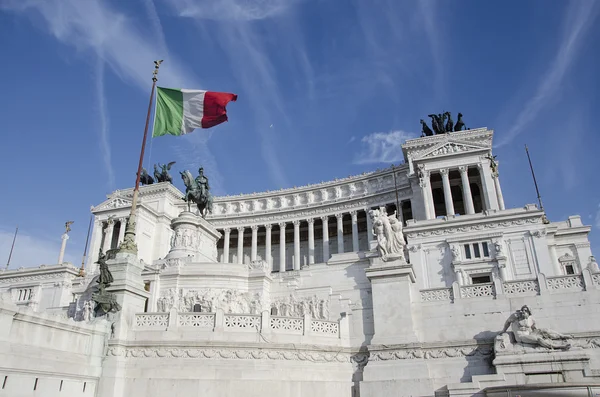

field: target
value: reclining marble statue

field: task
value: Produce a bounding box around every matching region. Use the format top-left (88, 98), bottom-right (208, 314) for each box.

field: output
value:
top-left (500, 305), bottom-right (573, 350)
top-left (369, 207), bottom-right (406, 262)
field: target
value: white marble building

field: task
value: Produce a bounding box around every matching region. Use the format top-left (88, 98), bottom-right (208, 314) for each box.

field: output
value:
top-left (1, 127), bottom-right (599, 397)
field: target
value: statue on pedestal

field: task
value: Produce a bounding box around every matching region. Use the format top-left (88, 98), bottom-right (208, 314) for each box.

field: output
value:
top-left (91, 248), bottom-right (121, 316)
top-left (500, 305), bottom-right (572, 350)
top-left (369, 207), bottom-right (406, 262)
top-left (180, 167), bottom-right (214, 217)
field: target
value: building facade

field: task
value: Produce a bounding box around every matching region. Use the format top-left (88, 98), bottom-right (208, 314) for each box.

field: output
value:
top-left (1, 128), bottom-right (599, 397)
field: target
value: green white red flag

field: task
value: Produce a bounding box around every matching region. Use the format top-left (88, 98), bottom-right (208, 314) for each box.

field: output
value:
top-left (152, 87), bottom-right (237, 137)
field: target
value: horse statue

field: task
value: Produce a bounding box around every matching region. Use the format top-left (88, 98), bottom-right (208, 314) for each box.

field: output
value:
top-left (420, 119), bottom-right (434, 136)
top-left (140, 168), bottom-right (154, 185)
top-left (454, 113), bottom-right (465, 131)
top-left (444, 111), bottom-right (454, 132)
top-left (180, 169), bottom-right (214, 218)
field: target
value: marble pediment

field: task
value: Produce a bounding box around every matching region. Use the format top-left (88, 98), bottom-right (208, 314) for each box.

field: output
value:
top-left (93, 197), bottom-right (133, 212)
top-left (416, 140), bottom-right (488, 160)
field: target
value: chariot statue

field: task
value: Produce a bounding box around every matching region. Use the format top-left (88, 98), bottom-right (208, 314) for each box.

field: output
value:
top-left (154, 161), bottom-right (176, 183)
top-left (140, 168), bottom-right (154, 185)
top-left (180, 167), bottom-right (214, 217)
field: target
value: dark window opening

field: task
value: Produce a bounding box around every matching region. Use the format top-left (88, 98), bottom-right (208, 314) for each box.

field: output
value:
top-left (451, 185), bottom-right (465, 215)
top-left (482, 242), bottom-right (490, 257)
top-left (432, 188), bottom-right (446, 217)
top-left (270, 307), bottom-right (278, 316)
top-left (472, 275), bottom-right (491, 284)
top-left (193, 304), bottom-right (202, 312)
top-left (83, 382), bottom-right (86, 392)
top-left (401, 200), bottom-right (413, 223)
top-left (3, 376), bottom-right (7, 389)
top-left (34, 378), bottom-right (38, 391)
top-left (470, 183), bottom-right (483, 213)
top-left (144, 299), bottom-right (149, 313)
top-left (60, 380), bottom-right (63, 391)
top-left (565, 265), bottom-right (575, 275)
top-left (473, 244), bottom-right (481, 258)
top-left (110, 221), bottom-right (121, 249)
top-left (464, 244), bottom-right (472, 259)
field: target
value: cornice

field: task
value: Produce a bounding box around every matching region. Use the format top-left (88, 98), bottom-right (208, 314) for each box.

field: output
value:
top-left (0, 265), bottom-right (79, 284)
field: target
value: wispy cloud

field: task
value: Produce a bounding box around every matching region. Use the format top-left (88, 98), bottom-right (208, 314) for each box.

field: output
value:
top-left (95, 55), bottom-right (115, 190)
top-left (595, 203), bottom-right (600, 229)
top-left (0, 0), bottom-right (195, 90)
top-left (496, 0), bottom-right (599, 147)
top-left (167, 0), bottom-right (299, 21)
top-left (354, 130), bottom-right (417, 165)
top-left (164, 0), bottom-right (307, 188)
top-left (0, 227), bottom-right (76, 269)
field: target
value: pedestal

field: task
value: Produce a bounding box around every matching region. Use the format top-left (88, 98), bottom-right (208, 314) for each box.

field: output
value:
top-left (365, 257), bottom-right (418, 345)
top-left (164, 211), bottom-right (222, 267)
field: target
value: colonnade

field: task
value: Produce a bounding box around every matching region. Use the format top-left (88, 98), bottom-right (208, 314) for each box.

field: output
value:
top-left (420, 165), bottom-right (505, 220)
top-left (218, 208), bottom-right (379, 271)
top-left (99, 218), bottom-right (127, 253)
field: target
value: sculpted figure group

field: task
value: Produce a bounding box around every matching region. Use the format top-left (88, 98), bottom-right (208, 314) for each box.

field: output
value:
top-left (500, 305), bottom-right (572, 350)
top-left (420, 111), bottom-right (466, 137)
top-left (140, 162), bottom-right (177, 185)
top-left (369, 207), bottom-right (407, 262)
top-left (270, 295), bottom-right (330, 320)
top-left (157, 288), bottom-right (265, 315)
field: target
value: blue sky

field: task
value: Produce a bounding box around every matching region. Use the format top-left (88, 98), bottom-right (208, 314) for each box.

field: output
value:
top-left (0, 0), bottom-right (599, 268)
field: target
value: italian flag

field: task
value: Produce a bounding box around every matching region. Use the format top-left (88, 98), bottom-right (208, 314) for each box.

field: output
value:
top-left (152, 87), bottom-right (237, 137)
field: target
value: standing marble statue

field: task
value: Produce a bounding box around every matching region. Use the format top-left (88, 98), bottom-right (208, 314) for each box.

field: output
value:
top-left (501, 305), bottom-right (572, 350)
top-left (369, 207), bottom-right (406, 262)
top-left (83, 300), bottom-right (93, 322)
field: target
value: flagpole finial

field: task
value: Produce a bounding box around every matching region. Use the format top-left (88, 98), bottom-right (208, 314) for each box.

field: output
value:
top-left (152, 60), bottom-right (163, 82)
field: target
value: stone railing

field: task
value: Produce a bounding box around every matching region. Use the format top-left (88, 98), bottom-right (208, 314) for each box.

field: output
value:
top-left (134, 313), bottom-right (169, 329)
top-left (178, 313), bottom-right (215, 328)
top-left (224, 314), bottom-right (261, 330)
top-left (420, 269), bottom-right (600, 304)
top-left (133, 310), bottom-right (342, 339)
top-left (546, 275), bottom-right (584, 292)
top-left (311, 319), bottom-right (339, 336)
top-left (420, 287), bottom-right (453, 302)
top-left (459, 283), bottom-right (495, 299)
top-left (502, 279), bottom-right (540, 295)
top-left (270, 316), bottom-right (303, 334)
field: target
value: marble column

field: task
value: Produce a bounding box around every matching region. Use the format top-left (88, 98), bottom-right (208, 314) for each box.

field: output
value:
top-left (237, 227), bottom-right (244, 265)
top-left (58, 233), bottom-right (69, 264)
top-left (420, 169), bottom-right (435, 220)
top-left (365, 208), bottom-right (373, 241)
top-left (350, 211), bottom-right (359, 252)
top-left (265, 224), bottom-right (272, 268)
top-left (223, 228), bottom-right (231, 263)
top-left (336, 214), bottom-right (344, 254)
top-left (307, 218), bottom-right (315, 265)
top-left (103, 220), bottom-right (114, 253)
top-left (88, 219), bottom-right (102, 271)
top-left (459, 166), bottom-right (475, 215)
top-left (118, 218), bottom-right (126, 245)
top-left (279, 222), bottom-right (286, 272)
top-left (251, 225), bottom-right (258, 262)
top-left (492, 174), bottom-right (505, 210)
top-left (440, 168), bottom-right (455, 216)
top-left (321, 216), bottom-right (330, 262)
top-left (293, 220), bottom-right (300, 270)
top-left (477, 163), bottom-right (494, 211)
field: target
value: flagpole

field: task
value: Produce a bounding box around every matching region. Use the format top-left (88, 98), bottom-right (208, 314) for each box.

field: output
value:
top-left (119, 60), bottom-right (163, 255)
top-left (525, 144), bottom-right (549, 224)
top-left (79, 214), bottom-right (93, 276)
top-left (5, 226), bottom-right (18, 270)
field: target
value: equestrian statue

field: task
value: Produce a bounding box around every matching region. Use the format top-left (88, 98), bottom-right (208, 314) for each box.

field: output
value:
top-left (180, 167), bottom-right (214, 218)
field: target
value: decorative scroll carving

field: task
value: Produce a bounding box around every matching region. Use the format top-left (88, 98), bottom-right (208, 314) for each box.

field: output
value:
top-left (310, 320), bottom-right (339, 335)
top-left (420, 288), bottom-right (453, 302)
top-left (531, 229), bottom-right (547, 238)
top-left (369, 344), bottom-right (493, 361)
top-left (107, 346), bottom-right (351, 363)
top-left (157, 288), bottom-right (265, 314)
top-left (270, 295), bottom-right (329, 320)
top-left (405, 217), bottom-right (541, 238)
top-left (247, 260), bottom-right (269, 271)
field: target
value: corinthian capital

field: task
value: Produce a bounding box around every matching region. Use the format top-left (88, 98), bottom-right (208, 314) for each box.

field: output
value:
top-left (439, 168), bottom-right (449, 177)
